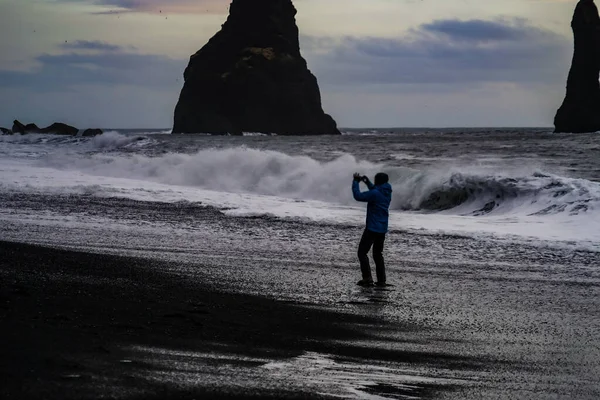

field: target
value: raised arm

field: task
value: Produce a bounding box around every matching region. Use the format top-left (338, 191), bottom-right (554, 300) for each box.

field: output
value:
top-left (352, 180), bottom-right (376, 202)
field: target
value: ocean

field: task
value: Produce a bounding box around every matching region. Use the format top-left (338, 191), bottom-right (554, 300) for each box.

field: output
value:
top-left (1, 128), bottom-right (600, 398)
top-left (2, 128), bottom-right (599, 248)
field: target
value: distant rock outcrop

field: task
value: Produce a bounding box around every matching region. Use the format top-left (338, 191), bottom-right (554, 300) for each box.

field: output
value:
top-left (8, 119), bottom-right (102, 136)
top-left (0, 127), bottom-right (10, 135)
top-left (82, 128), bottom-right (103, 137)
top-left (12, 120), bottom-right (39, 134)
top-left (555, 0), bottom-right (600, 133)
top-left (39, 123), bottom-right (79, 136)
top-left (173, 0), bottom-right (340, 136)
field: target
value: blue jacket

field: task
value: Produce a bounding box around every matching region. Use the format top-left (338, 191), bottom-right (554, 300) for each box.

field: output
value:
top-left (352, 180), bottom-right (393, 233)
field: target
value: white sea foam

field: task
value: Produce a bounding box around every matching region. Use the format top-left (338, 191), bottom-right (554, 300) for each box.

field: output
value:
top-left (0, 131), bottom-right (148, 152)
top-left (35, 146), bottom-right (600, 215)
top-left (242, 132), bottom-right (270, 137)
top-left (0, 133), bottom-right (79, 145)
top-left (1, 145), bottom-right (599, 247)
top-left (143, 129), bottom-right (172, 135)
top-left (88, 131), bottom-right (146, 149)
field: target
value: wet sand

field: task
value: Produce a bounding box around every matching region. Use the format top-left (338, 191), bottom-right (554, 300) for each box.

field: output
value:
top-left (0, 240), bottom-right (470, 399)
top-left (2, 193), bottom-right (600, 399)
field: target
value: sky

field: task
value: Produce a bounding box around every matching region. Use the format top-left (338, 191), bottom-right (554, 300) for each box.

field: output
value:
top-left (0, 0), bottom-right (579, 129)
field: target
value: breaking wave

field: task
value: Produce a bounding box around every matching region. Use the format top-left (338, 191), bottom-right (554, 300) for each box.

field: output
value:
top-left (0, 133), bottom-right (81, 145)
top-left (0, 131), bottom-right (148, 149)
top-left (88, 131), bottom-right (147, 149)
top-left (39, 147), bottom-right (600, 218)
top-left (400, 172), bottom-right (598, 216)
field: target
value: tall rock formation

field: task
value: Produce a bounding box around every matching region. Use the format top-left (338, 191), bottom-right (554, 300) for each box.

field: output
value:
top-left (173, 0), bottom-right (340, 135)
top-left (555, 0), bottom-right (600, 133)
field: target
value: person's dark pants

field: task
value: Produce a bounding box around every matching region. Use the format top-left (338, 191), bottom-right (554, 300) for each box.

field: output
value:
top-left (357, 229), bottom-right (386, 283)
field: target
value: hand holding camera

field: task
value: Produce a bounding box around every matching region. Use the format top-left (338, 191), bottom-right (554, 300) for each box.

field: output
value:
top-left (354, 173), bottom-right (370, 183)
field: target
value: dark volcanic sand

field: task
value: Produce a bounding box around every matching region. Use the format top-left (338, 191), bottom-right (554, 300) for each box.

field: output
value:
top-left (2, 193), bottom-right (600, 399)
top-left (0, 241), bottom-right (470, 400)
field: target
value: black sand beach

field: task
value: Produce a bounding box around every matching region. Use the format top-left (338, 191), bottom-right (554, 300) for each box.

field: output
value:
top-left (0, 241), bottom-right (468, 399)
top-left (2, 188), bottom-right (600, 398)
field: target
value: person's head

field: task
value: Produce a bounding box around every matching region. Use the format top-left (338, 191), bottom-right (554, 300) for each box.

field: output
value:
top-left (374, 172), bottom-right (389, 186)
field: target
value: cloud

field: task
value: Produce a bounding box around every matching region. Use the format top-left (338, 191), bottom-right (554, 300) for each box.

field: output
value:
top-left (60, 40), bottom-right (130, 51)
top-left (421, 19), bottom-right (530, 42)
top-left (0, 47), bottom-right (185, 92)
top-left (302, 18), bottom-right (571, 87)
top-left (55, 0), bottom-right (230, 14)
top-left (0, 42), bottom-right (185, 127)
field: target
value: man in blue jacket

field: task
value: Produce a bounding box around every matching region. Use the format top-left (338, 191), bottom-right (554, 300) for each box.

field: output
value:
top-left (352, 172), bottom-right (393, 287)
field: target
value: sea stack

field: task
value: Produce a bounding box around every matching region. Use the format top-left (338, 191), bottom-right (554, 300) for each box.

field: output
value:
top-left (555, 0), bottom-right (600, 133)
top-left (173, 0), bottom-right (340, 135)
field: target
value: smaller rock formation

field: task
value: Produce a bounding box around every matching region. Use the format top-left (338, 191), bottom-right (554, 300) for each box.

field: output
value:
top-left (555, 0), bottom-right (600, 133)
top-left (12, 120), bottom-right (36, 134)
top-left (11, 120), bottom-right (80, 135)
top-left (39, 123), bottom-right (79, 136)
top-left (0, 127), bottom-right (10, 135)
top-left (6, 119), bottom-right (103, 136)
top-left (82, 128), bottom-right (103, 137)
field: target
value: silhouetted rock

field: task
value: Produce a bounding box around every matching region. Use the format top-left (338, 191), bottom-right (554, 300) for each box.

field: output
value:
top-left (12, 120), bottom-right (33, 134)
top-left (555, 0), bottom-right (600, 133)
top-left (24, 123), bottom-right (40, 132)
top-left (12, 120), bottom-right (47, 134)
top-left (0, 127), bottom-right (10, 135)
top-left (39, 123), bottom-right (79, 136)
top-left (173, 0), bottom-right (339, 136)
top-left (82, 128), bottom-right (103, 137)
top-left (10, 120), bottom-right (80, 135)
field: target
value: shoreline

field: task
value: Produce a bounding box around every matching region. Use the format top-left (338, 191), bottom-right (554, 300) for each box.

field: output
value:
top-left (0, 240), bottom-right (461, 399)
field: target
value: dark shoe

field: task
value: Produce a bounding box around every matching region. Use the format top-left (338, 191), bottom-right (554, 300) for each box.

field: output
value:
top-left (357, 279), bottom-right (374, 287)
top-left (375, 282), bottom-right (387, 287)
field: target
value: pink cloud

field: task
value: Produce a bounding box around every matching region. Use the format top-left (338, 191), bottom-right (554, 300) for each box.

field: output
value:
top-left (89, 0), bottom-right (231, 14)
